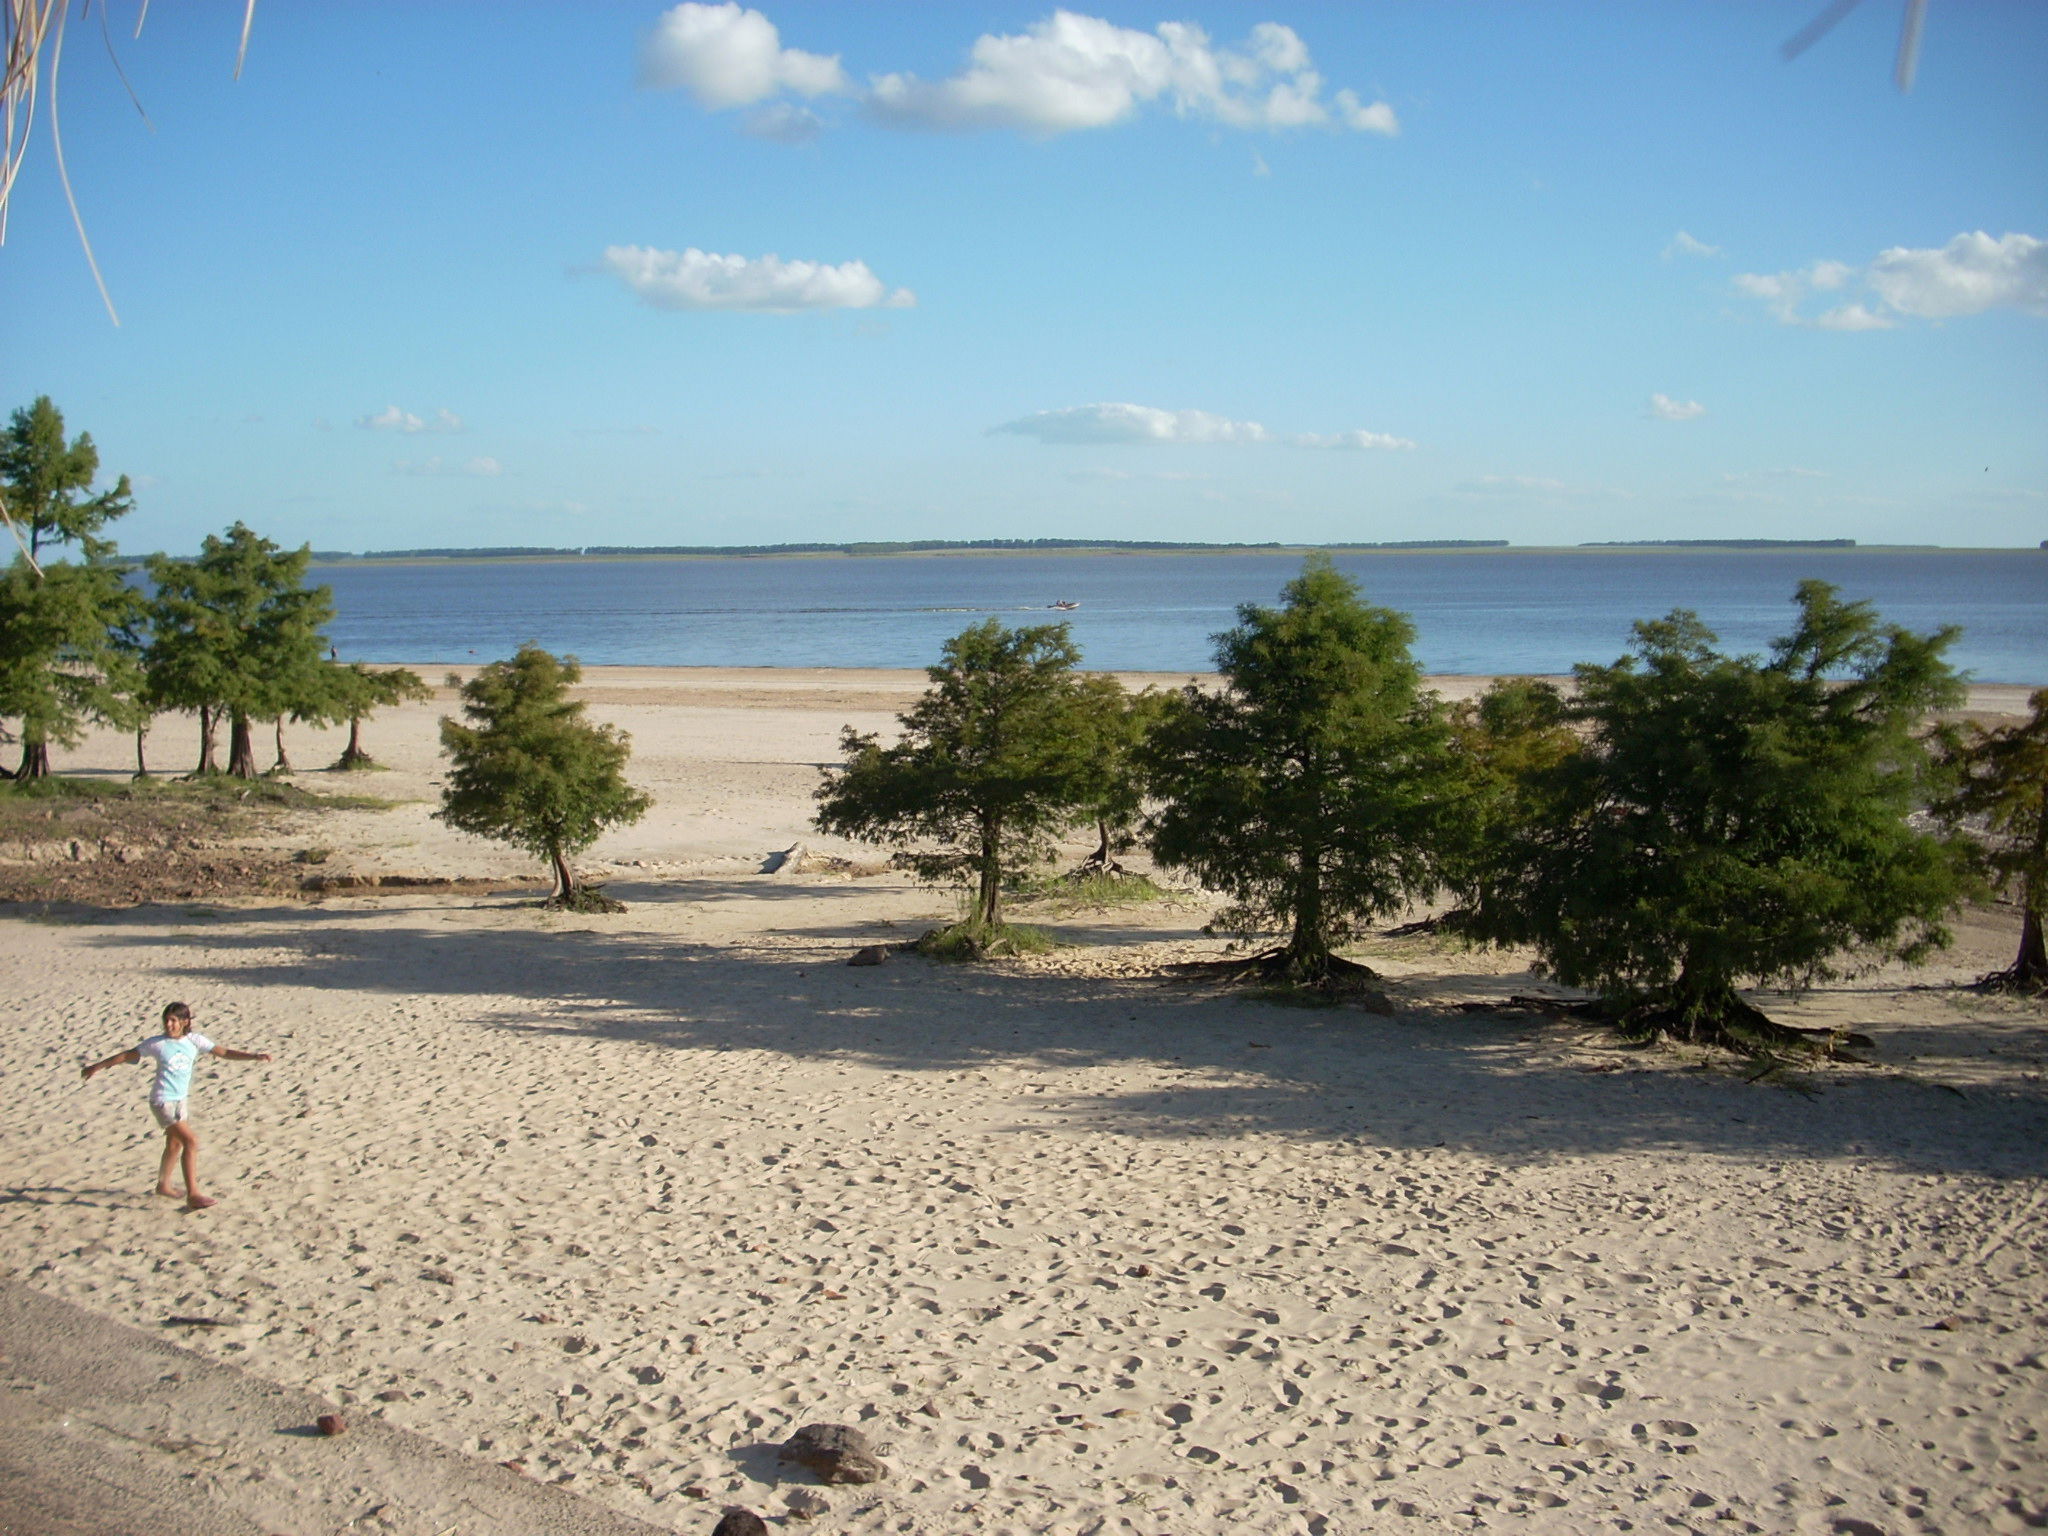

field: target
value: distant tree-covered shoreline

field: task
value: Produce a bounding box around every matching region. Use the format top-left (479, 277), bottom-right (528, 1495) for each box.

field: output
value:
top-left (307, 538), bottom-right (1515, 563)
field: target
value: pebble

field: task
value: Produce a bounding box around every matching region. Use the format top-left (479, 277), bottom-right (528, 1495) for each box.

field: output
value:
top-left (785, 1487), bottom-right (832, 1520)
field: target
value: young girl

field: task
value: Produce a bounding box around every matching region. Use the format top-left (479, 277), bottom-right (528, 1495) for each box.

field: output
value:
top-left (82, 1002), bottom-right (272, 1210)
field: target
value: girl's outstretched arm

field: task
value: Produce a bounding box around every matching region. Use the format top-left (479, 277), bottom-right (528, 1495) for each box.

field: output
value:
top-left (81, 1048), bottom-right (140, 1080)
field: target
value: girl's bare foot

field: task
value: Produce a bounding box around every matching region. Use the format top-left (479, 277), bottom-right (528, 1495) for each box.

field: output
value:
top-left (155, 1187), bottom-right (180, 1199)
top-left (184, 1195), bottom-right (218, 1211)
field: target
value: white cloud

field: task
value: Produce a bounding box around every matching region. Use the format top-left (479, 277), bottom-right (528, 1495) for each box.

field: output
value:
top-left (864, 14), bottom-right (1396, 136)
top-left (601, 246), bottom-right (914, 312)
top-left (1813, 303), bottom-right (1894, 332)
top-left (1292, 428), bottom-right (1416, 451)
top-left (996, 402), bottom-right (1271, 444)
top-left (1648, 394), bottom-right (1706, 422)
top-left (357, 405), bottom-right (464, 434)
top-left (1734, 262), bottom-right (1865, 325)
top-left (1663, 230), bottom-right (1721, 260)
top-left (397, 456), bottom-right (502, 478)
top-left (994, 402), bottom-right (1412, 448)
top-left (646, 10), bottom-right (1399, 140)
top-left (1736, 231), bottom-right (2046, 328)
top-left (639, 2), bottom-right (847, 108)
top-left (1333, 89), bottom-right (1398, 135)
top-left (1867, 231), bottom-right (2048, 319)
top-left (741, 102), bottom-right (824, 143)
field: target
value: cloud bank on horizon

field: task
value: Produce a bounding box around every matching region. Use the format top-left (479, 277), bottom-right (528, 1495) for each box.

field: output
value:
top-left (357, 406), bottom-right (465, 434)
top-left (397, 456), bottom-right (503, 478)
top-left (640, 4), bottom-right (1399, 138)
top-left (994, 403), bottom-right (1416, 450)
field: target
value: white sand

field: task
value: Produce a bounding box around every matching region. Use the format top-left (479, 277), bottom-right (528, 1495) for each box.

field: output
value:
top-left (2, 668), bottom-right (2043, 1536)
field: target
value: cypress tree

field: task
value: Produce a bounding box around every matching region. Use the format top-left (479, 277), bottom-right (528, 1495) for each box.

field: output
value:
top-left (1142, 556), bottom-right (1449, 989)
top-left (437, 645), bottom-right (650, 909)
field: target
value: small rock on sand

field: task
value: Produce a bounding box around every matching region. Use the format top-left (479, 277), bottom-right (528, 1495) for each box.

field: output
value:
top-left (849, 944), bottom-right (889, 967)
top-left (785, 1487), bottom-right (832, 1519)
top-left (779, 1421), bottom-right (889, 1484)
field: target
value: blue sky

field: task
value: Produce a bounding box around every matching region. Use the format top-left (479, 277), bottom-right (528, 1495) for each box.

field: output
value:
top-left (3, 2), bottom-right (2044, 554)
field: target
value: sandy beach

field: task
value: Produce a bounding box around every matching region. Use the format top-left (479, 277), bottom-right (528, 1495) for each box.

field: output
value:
top-left (2, 666), bottom-right (2043, 1536)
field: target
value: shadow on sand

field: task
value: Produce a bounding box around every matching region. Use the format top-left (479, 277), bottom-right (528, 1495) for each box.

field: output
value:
top-left (72, 883), bottom-right (2048, 1180)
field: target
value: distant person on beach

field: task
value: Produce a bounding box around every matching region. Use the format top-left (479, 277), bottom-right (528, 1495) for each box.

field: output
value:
top-left (81, 1002), bottom-right (272, 1211)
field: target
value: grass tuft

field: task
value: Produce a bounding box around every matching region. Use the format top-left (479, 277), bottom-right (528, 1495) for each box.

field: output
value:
top-left (915, 920), bottom-right (1056, 961)
top-left (1006, 865), bottom-right (1168, 913)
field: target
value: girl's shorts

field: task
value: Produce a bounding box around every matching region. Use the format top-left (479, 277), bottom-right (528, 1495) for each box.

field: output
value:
top-left (151, 1099), bottom-right (190, 1129)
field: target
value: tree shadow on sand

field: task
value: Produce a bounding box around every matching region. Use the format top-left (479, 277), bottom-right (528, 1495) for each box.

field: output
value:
top-left (72, 891), bottom-right (2048, 1180)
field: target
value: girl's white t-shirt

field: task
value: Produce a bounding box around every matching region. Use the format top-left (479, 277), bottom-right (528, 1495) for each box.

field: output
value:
top-left (135, 1032), bottom-right (214, 1104)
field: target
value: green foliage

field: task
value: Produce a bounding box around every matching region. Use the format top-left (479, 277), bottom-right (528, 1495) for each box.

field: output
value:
top-left (437, 645), bottom-right (650, 906)
top-left (0, 554), bottom-right (143, 778)
top-left (0, 397), bottom-right (141, 778)
top-left (1141, 555), bottom-right (1449, 986)
top-left (1068, 676), bottom-right (1170, 869)
top-left (814, 618), bottom-right (1096, 933)
top-left (144, 523), bottom-right (336, 778)
top-left (1466, 581), bottom-right (1968, 1049)
top-left (1436, 677), bottom-right (1579, 920)
top-left (329, 663), bottom-right (432, 768)
top-left (1, 396), bottom-right (133, 561)
top-left (1938, 690), bottom-right (2048, 988)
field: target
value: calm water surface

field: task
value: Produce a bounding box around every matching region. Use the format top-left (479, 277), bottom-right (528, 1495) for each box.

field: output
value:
top-left (318, 549), bottom-right (2046, 684)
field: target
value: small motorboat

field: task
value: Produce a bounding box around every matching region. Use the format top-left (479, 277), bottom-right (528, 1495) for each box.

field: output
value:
top-left (1049, 599), bottom-right (1080, 610)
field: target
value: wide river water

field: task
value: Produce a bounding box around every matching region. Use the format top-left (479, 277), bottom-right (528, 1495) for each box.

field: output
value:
top-left (317, 548), bottom-right (2046, 684)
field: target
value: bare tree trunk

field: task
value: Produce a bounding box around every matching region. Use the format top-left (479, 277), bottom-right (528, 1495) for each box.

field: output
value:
top-left (975, 813), bottom-right (1002, 929)
top-left (338, 714), bottom-right (371, 769)
top-left (2017, 825), bottom-right (2048, 987)
top-left (272, 718), bottom-right (291, 775)
top-left (2007, 906), bottom-right (2046, 988)
top-left (549, 845), bottom-right (576, 905)
top-left (1080, 817), bottom-right (1114, 869)
top-left (196, 705), bottom-right (218, 774)
top-left (227, 714), bottom-right (258, 779)
top-left (134, 722), bottom-right (150, 779)
top-left (15, 737), bottom-right (50, 780)
top-left (1286, 841), bottom-right (1327, 980)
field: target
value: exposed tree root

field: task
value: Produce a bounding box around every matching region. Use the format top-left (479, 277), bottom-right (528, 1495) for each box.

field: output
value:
top-left (1072, 848), bottom-right (1137, 877)
top-left (1169, 945), bottom-right (1385, 995)
top-left (547, 885), bottom-right (626, 914)
top-left (1381, 909), bottom-right (1472, 939)
top-left (1490, 990), bottom-right (1873, 1060)
top-left (1971, 963), bottom-right (2048, 995)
